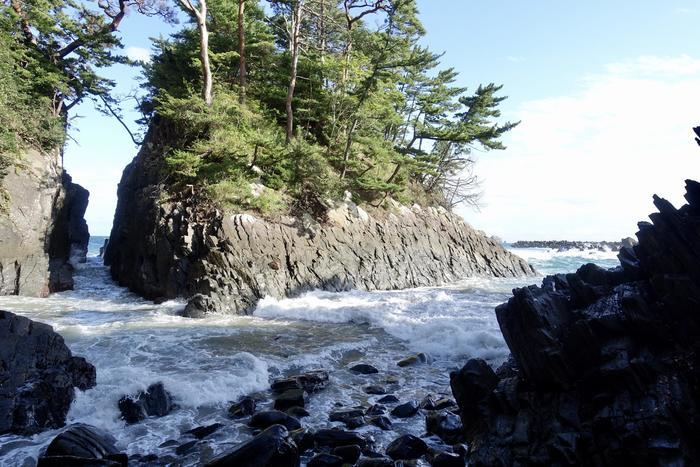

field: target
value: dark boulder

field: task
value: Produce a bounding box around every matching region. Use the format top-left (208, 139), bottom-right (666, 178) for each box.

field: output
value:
top-left (332, 444), bottom-right (362, 464)
top-left (365, 404), bottom-right (386, 416)
top-left (429, 450), bottom-right (465, 467)
top-left (425, 411), bottom-right (464, 444)
top-left (357, 458), bottom-right (394, 467)
top-left (249, 410), bottom-right (301, 431)
top-left (118, 382), bottom-right (175, 424)
top-left (376, 395), bottom-right (399, 404)
top-left (329, 408), bottom-right (365, 428)
top-left (363, 385), bottom-right (386, 395)
top-left (183, 423), bottom-right (223, 439)
top-left (290, 427), bottom-right (314, 452)
top-left (420, 395), bottom-right (455, 411)
top-left (274, 388), bottom-right (306, 411)
top-left (286, 406), bottom-right (310, 418)
top-left (397, 353), bottom-right (430, 367)
top-left (450, 180), bottom-right (700, 466)
top-left (390, 400), bottom-right (419, 418)
top-left (271, 370), bottom-right (329, 393)
top-left (368, 415), bottom-right (392, 430)
top-left (314, 428), bottom-right (370, 449)
top-left (38, 424), bottom-right (126, 467)
top-left (228, 396), bottom-right (256, 418)
top-left (0, 311), bottom-right (96, 435)
top-left (205, 425), bottom-right (299, 467)
top-left (385, 434), bottom-right (428, 460)
top-left (349, 364), bottom-right (379, 374)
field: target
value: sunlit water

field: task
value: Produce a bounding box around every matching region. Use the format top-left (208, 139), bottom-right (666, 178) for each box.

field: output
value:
top-left (0, 237), bottom-right (619, 465)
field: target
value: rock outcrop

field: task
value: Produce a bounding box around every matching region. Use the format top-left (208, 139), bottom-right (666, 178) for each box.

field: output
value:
top-left (0, 310), bottom-right (96, 435)
top-left (0, 148), bottom-right (89, 296)
top-left (105, 122), bottom-right (534, 316)
top-left (450, 180), bottom-right (700, 466)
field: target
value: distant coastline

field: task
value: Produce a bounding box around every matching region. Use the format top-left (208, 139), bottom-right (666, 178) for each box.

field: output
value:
top-left (509, 238), bottom-right (635, 252)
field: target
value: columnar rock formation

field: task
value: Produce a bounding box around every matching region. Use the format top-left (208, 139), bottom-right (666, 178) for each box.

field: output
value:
top-left (451, 180), bottom-right (700, 465)
top-left (0, 148), bottom-right (89, 296)
top-left (0, 310), bottom-right (96, 435)
top-left (105, 123), bottom-right (534, 316)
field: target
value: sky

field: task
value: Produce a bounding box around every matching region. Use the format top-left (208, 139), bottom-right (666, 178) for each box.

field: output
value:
top-left (64, 0), bottom-right (700, 240)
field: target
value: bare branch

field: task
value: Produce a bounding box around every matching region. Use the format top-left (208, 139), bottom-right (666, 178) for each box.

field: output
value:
top-left (98, 94), bottom-right (143, 146)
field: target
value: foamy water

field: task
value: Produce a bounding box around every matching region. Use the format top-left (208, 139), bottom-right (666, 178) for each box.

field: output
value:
top-left (0, 238), bottom-right (620, 465)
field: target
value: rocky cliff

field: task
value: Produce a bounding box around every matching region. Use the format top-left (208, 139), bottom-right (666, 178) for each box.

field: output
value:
top-left (0, 148), bottom-right (90, 296)
top-left (105, 123), bottom-right (534, 317)
top-left (450, 180), bottom-right (700, 466)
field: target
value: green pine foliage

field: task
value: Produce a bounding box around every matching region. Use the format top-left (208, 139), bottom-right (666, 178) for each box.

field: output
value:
top-left (148, 0), bottom-right (518, 215)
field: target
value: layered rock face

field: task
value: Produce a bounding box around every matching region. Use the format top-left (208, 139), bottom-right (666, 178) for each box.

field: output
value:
top-left (451, 180), bottom-right (700, 466)
top-left (0, 148), bottom-right (89, 296)
top-left (105, 124), bottom-right (534, 316)
top-left (0, 310), bottom-right (96, 435)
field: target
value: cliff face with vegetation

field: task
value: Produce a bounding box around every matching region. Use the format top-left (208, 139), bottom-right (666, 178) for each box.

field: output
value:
top-left (0, 149), bottom-right (89, 296)
top-left (105, 124), bottom-right (534, 316)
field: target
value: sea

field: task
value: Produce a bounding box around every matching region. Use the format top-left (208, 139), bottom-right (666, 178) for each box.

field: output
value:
top-left (0, 236), bottom-right (620, 465)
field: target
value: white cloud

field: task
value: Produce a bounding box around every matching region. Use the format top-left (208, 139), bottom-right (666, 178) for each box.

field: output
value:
top-left (505, 55), bottom-right (525, 63)
top-left (125, 46), bottom-right (151, 63)
top-left (460, 55), bottom-right (700, 241)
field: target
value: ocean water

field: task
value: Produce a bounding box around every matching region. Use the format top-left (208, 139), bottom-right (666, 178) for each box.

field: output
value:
top-left (0, 237), bottom-right (620, 465)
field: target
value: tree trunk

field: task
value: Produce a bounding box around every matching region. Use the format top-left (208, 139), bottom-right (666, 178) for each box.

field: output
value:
top-left (198, 0), bottom-right (213, 106)
top-left (237, 0), bottom-right (246, 104)
top-left (285, 0), bottom-right (303, 143)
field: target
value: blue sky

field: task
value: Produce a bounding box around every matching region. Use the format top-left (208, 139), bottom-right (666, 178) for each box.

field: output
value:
top-left (65, 1), bottom-right (700, 239)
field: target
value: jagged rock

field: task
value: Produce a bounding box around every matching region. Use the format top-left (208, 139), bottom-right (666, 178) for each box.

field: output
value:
top-left (425, 411), bottom-right (464, 444)
top-left (357, 458), bottom-right (394, 467)
top-left (205, 425), bottom-right (299, 467)
top-left (329, 408), bottom-right (365, 428)
top-left (314, 429), bottom-right (370, 449)
top-left (38, 424), bottom-right (127, 467)
top-left (105, 120), bottom-right (534, 315)
top-left (175, 440), bottom-right (199, 455)
top-left (286, 406), bottom-right (310, 418)
top-left (368, 415), bottom-right (392, 430)
top-left (290, 428), bottom-right (314, 452)
top-left (420, 395), bottom-right (455, 411)
top-left (376, 395), bottom-right (399, 404)
top-left (274, 388), bottom-right (306, 411)
top-left (271, 370), bottom-right (330, 393)
top-left (364, 385), bottom-right (386, 395)
top-left (386, 434), bottom-right (428, 460)
top-left (390, 400), bottom-right (419, 418)
top-left (117, 382), bottom-right (175, 424)
top-left (365, 404), bottom-right (386, 416)
top-left (229, 396), bottom-right (256, 418)
top-left (349, 364), bottom-right (379, 375)
top-left (0, 311), bottom-right (96, 435)
top-left (450, 180), bottom-right (700, 466)
top-left (249, 410), bottom-right (301, 431)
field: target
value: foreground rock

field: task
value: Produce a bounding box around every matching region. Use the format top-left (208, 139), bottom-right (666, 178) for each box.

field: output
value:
top-left (451, 180), bottom-right (700, 465)
top-left (0, 145), bottom-right (90, 296)
top-left (38, 424), bottom-right (127, 467)
top-left (105, 121), bottom-right (534, 315)
top-left (118, 382), bottom-right (175, 424)
top-left (0, 311), bottom-right (96, 435)
top-left (205, 425), bottom-right (299, 467)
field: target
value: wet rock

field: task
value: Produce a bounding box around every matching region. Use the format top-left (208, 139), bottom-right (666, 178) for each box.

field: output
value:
top-left (175, 440), bottom-right (199, 455)
top-left (386, 434), bottom-right (428, 460)
top-left (118, 382), bottom-right (175, 424)
top-left (332, 444), bottom-right (362, 464)
top-left (363, 385), bottom-right (387, 395)
top-left (429, 450), bottom-right (465, 467)
top-left (425, 411), bottom-right (464, 444)
top-left (397, 353), bottom-right (429, 367)
top-left (368, 415), bottom-right (392, 430)
top-left (274, 388), bottom-right (307, 411)
top-left (38, 424), bottom-right (126, 467)
top-left (159, 440), bottom-right (179, 448)
top-left (287, 406), bottom-right (310, 418)
top-left (420, 395), bottom-right (455, 411)
top-left (390, 400), bottom-right (419, 418)
top-left (0, 311), bottom-right (96, 435)
top-left (365, 404), bottom-right (386, 416)
top-left (290, 428), bottom-right (314, 452)
top-left (450, 181), bottom-right (700, 465)
top-left (376, 395), bottom-right (399, 404)
top-left (271, 370), bottom-right (330, 394)
top-left (330, 408), bottom-right (365, 428)
top-left (357, 458), bottom-right (394, 467)
top-left (350, 364), bottom-right (379, 375)
top-left (249, 410), bottom-right (301, 431)
top-left (314, 428), bottom-right (370, 449)
top-left (184, 423), bottom-right (223, 440)
top-left (205, 425), bottom-right (299, 467)
top-left (228, 396), bottom-right (256, 418)
top-left (308, 453), bottom-right (345, 467)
